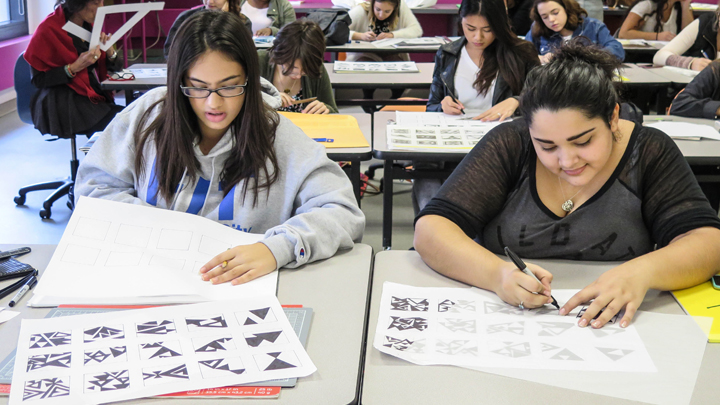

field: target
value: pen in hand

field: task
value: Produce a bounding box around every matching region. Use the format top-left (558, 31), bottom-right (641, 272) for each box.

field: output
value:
top-left (504, 247), bottom-right (560, 310)
top-left (439, 75), bottom-right (465, 115)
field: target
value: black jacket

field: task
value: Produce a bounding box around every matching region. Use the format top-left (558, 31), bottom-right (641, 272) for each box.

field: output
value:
top-left (426, 38), bottom-right (538, 113)
top-left (684, 12), bottom-right (718, 60)
top-left (669, 61), bottom-right (720, 119)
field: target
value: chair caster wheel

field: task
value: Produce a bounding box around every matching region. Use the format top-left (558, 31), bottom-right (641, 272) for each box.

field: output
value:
top-left (14, 195), bottom-right (25, 205)
top-left (40, 209), bottom-right (51, 219)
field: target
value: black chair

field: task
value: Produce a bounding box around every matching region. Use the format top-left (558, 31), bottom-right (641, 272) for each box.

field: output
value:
top-left (13, 53), bottom-right (79, 219)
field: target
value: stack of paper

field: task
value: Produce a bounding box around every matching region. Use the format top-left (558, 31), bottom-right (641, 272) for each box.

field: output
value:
top-left (386, 112), bottom-right (504, 151)
top-left (333, 61), bottom-right (419, 73)
top-left (645, 121), bottom-right (720, 141)
top-left (28, 197), bottom-right (277, 307)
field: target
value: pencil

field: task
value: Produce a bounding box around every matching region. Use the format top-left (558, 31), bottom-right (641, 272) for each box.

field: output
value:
top-left (292, 97), bottom-right (317, 105)
top-left (439, 75), bottom-right (465, 115)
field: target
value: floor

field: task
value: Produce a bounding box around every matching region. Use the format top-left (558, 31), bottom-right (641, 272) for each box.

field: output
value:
top-left (0, 90), bottom-right (418, 253)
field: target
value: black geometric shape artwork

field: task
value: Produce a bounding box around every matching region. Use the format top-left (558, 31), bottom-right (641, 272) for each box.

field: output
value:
top-left (491, 341), bottom-right (532, 358)
top-left (438, 299), bottom-right (476, 313)
top-left (136, 320), bottom-right (176, 335)
top-left (237, 307), bottom-right (276, 326)
top-left (142, 364), bottom-right (189, 385)
top-left (550, 348), bottom-right (583, 361)
top-left (194, 337), bottom-right (234, 353)
top-left (186, 315), bottom-right (227, 329)
top-left (383, 336), bottom-right (414, 351)
top-left (198, 359), bottom-right (246, 378)
top-left (435, 339), bottom-right (477, 356)
top-left (483, 302), bottom-right (523, 316)
top-left (244, 331), bottom-right (283, 348)
top-left (388, 316), bottom-right (428, 332)
top-left (486, 321), bottom-right (525, 335)
top-left (140, 342), bottom-right (182, 360)
top-left (84, 325), bottom-right (125, 342)
top-left (263, 352), bottom-right (297, 371)
top-left (390, 297), bottom-right (429, 311)
top-left (23, 377), bottom-right (70, 401)
top-left (85, 370), bottom-right (130, 392)
top-left (84, 346), bottom-right (127, 365)
top-left (438, 318), bottom-right (476, 333)
top-left (577, 307), bottom-right (619, 324)
top-left (26, 353), bottom-right (71, 372)
top-left (597, 347), bottom-right (634, 361)
top-left (28, 332), bottom-right (71, 349)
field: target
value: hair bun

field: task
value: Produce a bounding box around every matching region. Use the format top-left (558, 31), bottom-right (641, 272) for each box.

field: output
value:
top-left (549, 37), bottom-right (622, 81)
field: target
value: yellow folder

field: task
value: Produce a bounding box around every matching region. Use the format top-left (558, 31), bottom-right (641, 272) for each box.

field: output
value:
top-left (279, 112), bottom-right (370, 148)
top-left (672, 281), bottom-right (720, 342)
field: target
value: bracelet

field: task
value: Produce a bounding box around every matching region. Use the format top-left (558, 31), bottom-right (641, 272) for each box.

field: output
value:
top-left (64, 64), bottom-right (76, 78)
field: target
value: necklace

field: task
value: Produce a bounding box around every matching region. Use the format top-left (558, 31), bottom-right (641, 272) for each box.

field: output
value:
top-left (558, 177), bottom-right (584, 213)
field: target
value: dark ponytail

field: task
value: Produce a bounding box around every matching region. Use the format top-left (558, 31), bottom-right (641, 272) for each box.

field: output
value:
top-left (519, 38), bottom-right (621, 127)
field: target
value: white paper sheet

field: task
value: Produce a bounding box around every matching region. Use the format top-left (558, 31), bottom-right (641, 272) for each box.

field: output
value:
top-left (371, 37), bottom-right (445, 48)
top-left (662, 65), bottom-right (700, 77)
top-left (128, 68), bottom-right (166, 79)
top-left (9, 297), bottom-right (316, 405)
top-left (0, 307), bottom-right (20, 324)
top-left (333, 61), bottom-right (419, 73)
top-left (62, 3), bottom-right (165, 52)
top-left (387, 125), bottom-right (494, 151)
top-left (645, 121), bottom-right (720, 141)
top-left (395, 111), bottom-right (507, 127)
top-left (374, 282), bottom-right (656, 372)
top-left (29, 197), bottom-right (277, 307)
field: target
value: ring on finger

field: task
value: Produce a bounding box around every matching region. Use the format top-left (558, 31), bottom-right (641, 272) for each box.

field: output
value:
top-left (221, 260), bottom-right (228, 269)
top-left (518, 301), bottom-right (524, 310)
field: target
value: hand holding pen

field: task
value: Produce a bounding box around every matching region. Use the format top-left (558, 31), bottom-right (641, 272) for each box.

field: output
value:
top-left (439, 75), bottom-right (465, 115)
top-left (503, 247), bottom-right (560, 310)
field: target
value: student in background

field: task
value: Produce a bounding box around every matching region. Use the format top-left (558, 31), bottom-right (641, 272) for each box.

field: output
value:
top-left (75, 11), bottom-right (364, 285)
top-left (414, 40), bottom-right (720, 329)
top-left (526, 0), bottom-right (625, 63)
top-left (164, 0), bottom-right (252, 60)
top-left (240, 0), bottom-right (296, 36)
top-left (508, 0), bottom-right (535, 35)
top-left (576, 0), bottom-right (603, 21)
top-left (653, 6), bottom-right (719, 70)
top-left (617, 0), bottom-right (693, 41)
top-left (669, 61), bottom-right (720, 118)
top-left (258, 20), bottom-right (338, 114)
top-left (415, 0), bottom-right (540, 215)
top-left (24, 0), bottom-right (124, 139)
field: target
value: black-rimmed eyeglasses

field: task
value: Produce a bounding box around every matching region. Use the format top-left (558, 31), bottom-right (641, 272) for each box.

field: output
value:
top-left (180, 79), bottom-right (248, 98)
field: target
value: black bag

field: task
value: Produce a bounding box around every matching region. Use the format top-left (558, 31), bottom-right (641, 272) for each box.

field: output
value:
top-left (304, 9), bottom-right (352, 46)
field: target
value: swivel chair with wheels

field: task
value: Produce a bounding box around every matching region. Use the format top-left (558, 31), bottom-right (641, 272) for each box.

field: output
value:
top-left (13, 53), bottom-right (80, 219)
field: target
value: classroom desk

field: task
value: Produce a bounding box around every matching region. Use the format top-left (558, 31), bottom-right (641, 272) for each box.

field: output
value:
top-left (641, 66), bottom-right (696, 86)
top-left (361, 250), bottom-right (719, 404)
top-left (373, 111), bottom-right (720, 249)
top-left (293, 3), bottom-right (460, 14)
top-left (326, 41), bottom-right (442, 61)
top-left (0, 243), bottom-right (374, 405)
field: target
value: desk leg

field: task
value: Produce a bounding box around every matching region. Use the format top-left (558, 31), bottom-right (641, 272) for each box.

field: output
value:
top-left (351, 158), bottom-right (362, 207)
top-left (124, 90), bottom-right (136, 105)
top-left (382, 159), bottom-right (394, 250)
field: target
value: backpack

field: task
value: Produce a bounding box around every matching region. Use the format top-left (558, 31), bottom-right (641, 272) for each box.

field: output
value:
top-left (304, 9), bottom-right (352, 46)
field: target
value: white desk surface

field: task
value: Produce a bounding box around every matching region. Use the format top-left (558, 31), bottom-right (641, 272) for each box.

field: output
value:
top-left (0, 243), bottom-right (374, 404)
top-left (361, 250), bottom-right (719, 405)
top-left (326, 62), bottom-right (434, 89)
top-left (620, 63), bottom-right (671, 84)
top-left (643, 66), bottom-right (697, 84)
top-left (327, 41), bottom-right (441, 54)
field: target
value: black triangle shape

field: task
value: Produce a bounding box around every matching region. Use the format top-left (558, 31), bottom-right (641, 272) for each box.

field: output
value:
top-left (250, 307), bottom-right (270, 320)
top-left (244, 318), bottom-right (257, 325)
top-left (265, 357), bottom-right (296, 370)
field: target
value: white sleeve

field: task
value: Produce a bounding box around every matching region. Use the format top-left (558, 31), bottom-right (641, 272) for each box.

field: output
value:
top-left (347, 5), bottom-right (367, 41)
top-left (630, 0), bottom-right (652, 17)
top-left (391, 0), bottom-right (423, 38)
top-left (653, 18), bottom-right (699, 66)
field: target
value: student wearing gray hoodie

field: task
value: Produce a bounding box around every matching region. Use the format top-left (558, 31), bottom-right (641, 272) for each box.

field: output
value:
top-left (74, 11), bottom-right (365, 286)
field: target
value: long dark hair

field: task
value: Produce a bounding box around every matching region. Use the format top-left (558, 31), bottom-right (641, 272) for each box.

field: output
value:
top-left (270, 20), bottom-right (326, 79)
top-left (55, 0), bottom-right (95, 16)
top-left (459, 0), bottom-right (540, 96)
top-left (520, 38), bottom-right (622, 128)
top-left (624, 0), bottom-right (681, 34)
top-left (134, 11), bottom-right (279, 206)
top-left (530, 0), bottom-right (587, 39)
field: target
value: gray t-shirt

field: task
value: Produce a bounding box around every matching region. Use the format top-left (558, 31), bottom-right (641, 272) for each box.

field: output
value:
top-left (417, 119), bottom-right (720, 261)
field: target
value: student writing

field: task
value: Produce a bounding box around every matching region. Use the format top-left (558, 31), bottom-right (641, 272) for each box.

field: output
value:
top-left (414, 40), bottom-right (720, 329)
top-left (526, 0), bottom-right (625, 63)
top-left (25, 0), bottom-right (124, 139)
top-left (668, 61), bottom-right (720, 118)
top-left (258, 20), bottom-right (338, 114)
top-left (164, 0), bottom-right (252, 61)
top-left (653, 7), bottom-right (719, 70)
top-left (347, 0), bottom-right (423, 60)
top-left (617, 0), bottom-right (693, 41)
top-left (74, 11), bottom-right (365, 285)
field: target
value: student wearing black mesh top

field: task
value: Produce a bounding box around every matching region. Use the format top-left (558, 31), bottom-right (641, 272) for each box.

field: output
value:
top-left (414, 40), bottom-right (720, 330)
